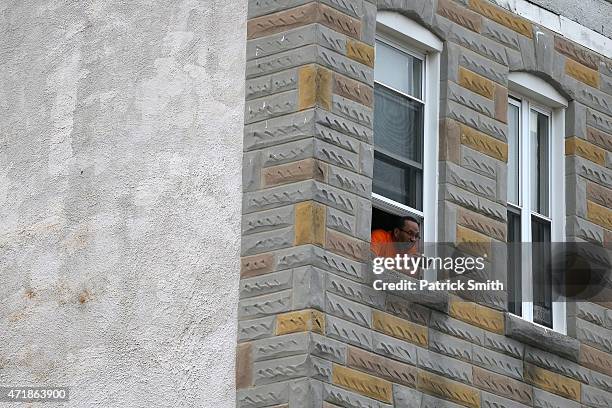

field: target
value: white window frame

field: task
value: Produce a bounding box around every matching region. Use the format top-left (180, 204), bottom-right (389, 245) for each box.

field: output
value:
top-left (372, 13), bottom-right (441, 281)
top-left (508, 72), bottom-right (568, 334)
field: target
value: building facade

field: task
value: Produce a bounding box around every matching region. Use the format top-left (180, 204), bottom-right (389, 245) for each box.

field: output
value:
top-left (237, 0), bottom-right (612, 407)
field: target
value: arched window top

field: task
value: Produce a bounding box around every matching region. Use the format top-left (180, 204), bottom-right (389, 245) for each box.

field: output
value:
top-left (508, 72), bottom-right (568, 108)
top-left (376, 11), bottom-right (443, 53)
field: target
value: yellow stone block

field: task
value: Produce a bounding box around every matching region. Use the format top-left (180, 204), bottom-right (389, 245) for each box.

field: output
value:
top-left (263, 158), bottom-right (327, 187)
top-left (294, 201), bottom-right (326, 246)
top-left (346, 39), bottom-right (375, 67)
top-left (460, 124), bottom-right (508, 162)
top-left (458, 67), bottom-right (495, 99)
top-left (565, 59), bottom-right (600, 88)
top-left (587, 200), bottom-right (612, 230)
top-left (524, 362), bottom-right (581, 401)
top-left (418, 370), bottom-right (480, 408)
top-left (469, 0), bottom-right (533, 38)
top-left (275, 309), bottom-right (325, 335)
top-left (298, 65), bottom-right (332, 110)
top-left (456, 225), bottom-right (492, 257)
top-left (372, 310), bottom-right (428, 346)
top-left (449, 295), bottom-right (504, 334)
top-left (566, 137), bottom-right (606, 165)
top-left (332, 364), bottom-right (393, 403)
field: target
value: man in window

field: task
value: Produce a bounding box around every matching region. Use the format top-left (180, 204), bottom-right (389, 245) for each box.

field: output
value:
top-left (370, 215), bottom-right (420, 258)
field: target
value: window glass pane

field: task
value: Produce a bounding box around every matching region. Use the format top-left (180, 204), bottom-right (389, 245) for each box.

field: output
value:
top-left (530, 110), bottom-right (550, 217)
top-left (507, 209), bottom-right (522, 316)
top-left (373, 152), bottom-right (422, 210)
top-left (532, 216), bottom-right (552, 327)
top-left (508, 103), bottom-right (520, 205)
top-left (374, 40), bottom-right (422, 99)
top-left (374, 83), bottom-right (424, 163)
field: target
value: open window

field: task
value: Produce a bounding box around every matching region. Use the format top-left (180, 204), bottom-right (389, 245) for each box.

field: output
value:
top-left (506, 73), bottom-right (567, 333)
top-left (370, 13), bottom-right (441, 271)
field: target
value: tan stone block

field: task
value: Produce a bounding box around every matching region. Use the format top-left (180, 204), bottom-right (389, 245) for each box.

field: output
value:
top-left (347, 346), bottom-right (417, 387)
top-left (456, 225), bottom-right (492, 258)
top-left (346, 40), bottom-right (374, 68)
top-left (236, 342), bottom-right (253, 389)
top-left (460, 124), bottom-right (508, 162)
top-left (372, 310), bottom-right (428, 346)
top-left (437, 0), bottom-right (482, 33)
top-left (247, 3), bottom-right (319, 40)
top-left (524, 362), bottom-right (581, 401)
top-left (295, 200), bottom-right (327, 246)
top-left (333, 73), bottom-right (373, 107)
top-left (440, 118), bottom-right (461, 163)
top-left (325, 229), bottom-right (370, 261)
top-left (554, 36), bottom-right (600, 70)
top-left (565, 59), bottom-right (600, 88)
top-left (469, 0), bottom-right (533, 38)
top-left (318, 4), bottom-right (361, 40)
top-left (275, 309), bottom-right (325, 335)
top-left (587, 126), bottom-right (612, 151)
top-left (332, 364), bottom-right (393, 403)
top-left (299, 65), bottom-right (332, 111)
top-left (565, 137), bottom-right (606, 165)
top-left (263, 158), bottom-right (327, 187)
top-left (241, 253), bottom-right (275, 278)
top-left (458, 67), bottom-right (495, 99)
top-left (587, 200), bottom-right (612, 230)
top-left (457, 207), bottom-right (507, 242)
top-left (580, 343), bottom-right (612, 376)
top-left (494, 84), bottom-right (508, 123)
top-left (449, 295), bottom-right (504, 334)
top-left (417, 369), bottom-right (480, 408)
top-left (587, 182), bottom-right (612, 209)
top-left (473, 366), bottom-right (533, 405)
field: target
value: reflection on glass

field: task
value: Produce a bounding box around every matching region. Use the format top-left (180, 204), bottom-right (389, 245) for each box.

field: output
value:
top-left (508, 103), bottom-right (520, 205)
top-left (532, 216), bottom-right (552, 328)
top-left (530, 110), bottom-right (550, 217)
top-left (374, 40), bottom-right (422, 99)
top-left (373, 152), bottom-right (422, 210)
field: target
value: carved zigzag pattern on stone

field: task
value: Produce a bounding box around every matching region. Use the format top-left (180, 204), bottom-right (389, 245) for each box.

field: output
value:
top-left (451, 307), bottom-right (502, 334)
top-left (376, 320), bottom-right (427, 346)
top-left (243, 258), bottom-right (271, 273)
top-left (476, 375), bottom-right (532, 403)
top-left (582, 349), bottom-right (612, 374)
top-left (256, 339), bottom-right (299, 355)
top-left (577, 306), bottom-right (606, 327)
top-left (241, 320), bottom-right (274, 335)
top-left (460, 55), bottom-right (506, 84)
top-left (482, 24), bottom-right (520, 49)
top-left (462, 155), bottom-right (497, 179)
top-left (247, 100), bottom-right (296, 122)
top-left (347, 42), bottom-right (374, 66)
top-left (313, 340), bottom-right (344, 360)
top-left (327, 298), bottom-right (369, 326)
top-left (333, 100), bottom-right (372, 126)
top-left (318, 253), bottom-right (362, 280)
top-left (319, 30), bottom-right (345, 53)
top-left (350, 355), bottom-right (416, 385)
top-left (591, 373), bottom-right (612, 391)
top-left (420, 375), bottom-right (479, 406)
top-left (318, 113), bottom-right (370, 141)
top-left (329, 322), bottom-right (371, 348)
top-left (334, 374), bottom-right (391, 402)
top-left (580, 164), bottom-right (612, 189)
top-left (588, 128), bottom-right (612, 151)
top-left (238, 391), bottom-right (283, 407)
top-left (458, 215), bottom-right (505, 242)
top-left (326, 236), bottom-right (366, 260)
top-left (583, 392), bottom-right (612, 408)
top-left (473, 353), bottom-right (521, 378)
top-left (253, 34), bottom-right (307, 59)
top-left (588, 111), bottom-right (612, 134)
top-left (333, 173), bottom-right (367, 195)
top-left (386, 301), bottom-right (428, 325)
top-left (325, 387), bottom-right (383, 408)
top-left (421, 359), bottom-right (471, 383)
top-left (555, 39), bottom-right (599, 69)
top-left (319, 49), bottom-right (371, 83)
top-left (329, 213), bottom-right (353, 234)
top-left (448, 189), bottom-right (505, 221)
top-left (246, 216), bottom-right (290, 234)
top-left (257, 360), bottom-right (308, 379)
top-left (484, 337), bottom-right (522, 358)
top-left (315, 186), bottom-right (355, 212)
top-left (267, 146), bottom-right (309, 164)
top-left (431, 340), bottom-right (471, 361)
top-left (526, 370), bottom-right (579, 400)
top-left (431, 319), bottom-right (482, 344)
top-left (318, 146), bottom-right (358, 171)
top-left (249, 189), bottom-right (306, 209)
top-left (242, 294), bottom-right (292, 315)
top-left (453, 112), bottom-right (507, 141)
top-left (449, 172), bottom-right (495, 199)
top-left (580, 89), bottom-right (611, 115)
top-left (316, 127), bottom-right (358, 153)
top-left (578, 325), bottom-right (612, 353)
top-left (375, 339), bottom-right (415, 362)
top-left (452, 31), bottom-right (508, 64)
top-left (320, 8), bottom-right (359, 38)
top-left (334, 78), bottom-right (373, 106)
top-left (438, 8), bottom-right (480, 33)
top-left (243, 279), bottom-right (283, 295)
top-left (450, 89), bottom-right (494, 117)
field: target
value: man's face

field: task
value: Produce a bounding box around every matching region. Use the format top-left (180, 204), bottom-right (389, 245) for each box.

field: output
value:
top-left (394, 220), bottom-right (420, 248)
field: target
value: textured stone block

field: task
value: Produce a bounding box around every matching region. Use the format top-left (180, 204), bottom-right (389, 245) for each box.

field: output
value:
top-left (237, 381), bottom-right (289, 408)
top-left (457, 206), bottom-right (506, 242)
top-left (587, 200), bottom-right (612, 231)
top-left (236, 342), bottom-right (253, 389)
top-left (293, 265), bottom-right (326, 309)
top-left (246, 69), bottom-right (299, 100)
top-left (468, 0), bottom-right (532, 38)
top-left (566, 137), bottom-right (606, 166)
top-left (325, 229), bottom-right (369, 261)
top-left (254, 354), bottom-right (313, 385)
top-left (239, 289), bottom-right (293, 319)
top-left (524, 362), bottom-right (581, 401)
top-left (246, 44), bottom-right (318, 79)
top-left (393, 385), bottom-right (422, 408)
top-left (587, 126), bottom-right (612, 152)
top-left (346, 39), bottom-right (374, 67)
top-left (566, 59), bottom-right (600, 88)
top-left (437, 0), bottom-right (482, 33)
top-left (429, 329), bottom-right (474, 362)
top-left (449, 295), bottom-right (504, 334)
top-left (244, 109), bottom-right (315, 151)
top-left (481, 391), bottom-right (530, 408)
top-left (238, 315), bottom-right (276, 342)
top-left (385, 295), bottom-right (431, 326)
top-left (242, 226), bottom-right (294, 256)
top-left (347, 346), bottom-right (417, 387)
top-left (443, 18), bottom-right (508, 66)
top-left (332, 364), bottom-right (393, 403)
top-left (245, 90), bottom-right (299, 124)
top-left (533, 388), bottom-right (580, 408)
top-left (310, 332), bottom-right (347, 364)
top-left (460, 123), bottom-right (507, 161)
top-left (554, 36), bottom-right (600, 70)
top-left (441, 161), bottom-right (497, 201)
top-left (247, 3), bottom-right (319, 39)
top-left (494, 84), bottom-right (508, 123)
top-left (247, 25), bottom-right (315, 60)
top-left (430, 310), bottom-right (485, 345)
top-left (371, 331), bottom-right (418, 365)
top-left (444, 183), bottom-right (507, 222)
top-left (505, 313), bottom-right (580, 362)
top-left (456, 224), bottom-right (492, 257)
top-left (417, 348), bottom-right (473, 384)
top-left (312, 244), bottom-right (370, 282)
top-left (458, 46), bottom-right (507, 85)
top-left (242, 205), bottom-right (295, 237)
top-left (241, 253), bottom-right (276, 278)
top-left (446, 80), bottom-right (495, 118)
top-left (240, 269), bottom-right (293, 299)
top-left (372, 310), bottom-right (428, 346)
top-left (327, 272), bottom-right (386, 309)
top-left (567, 156), bottom-right (612, 190)
top-left (318, 46), bottom-right (374, 85)
top-left (575, 301), bottom-right (610, 329)
top-left (316, 109), bottom-right (372, 143)
top-left (322, 382), bottom-right (393, 408)
top-left (417, 369), bottom-right (480, 408)
top-left (299, 65), bottom-right (333, 111)
top-left (440, 118), bottom-right (461, 163)
top-left (483, 331), bottom-right (524, 359)
top-left (333, 72), bottom-right (373, 108)
top-left (314, 137), bottom-right (360, 173)
top-left (482, 18), bottom-right (520, 50)
top-left (295, 200), bottom-right (327, 246)
top-left (327, 205), bottom-right (356, 235)
top-left (577, 317), bottom-right (612, 353)
top-left (587, 108), bottom-right (612, 135)
top-left (248, 0), bottom-right (310, 18)
top-left (252, 332), bottom-right (310, 362)
top-left (276, 308), bottom-right (325, 335)
top-left (331, 94), bottom-right (373, 127)
top-left (263, 158), bottom-right (326, 187)
top-left (472, 344), bottom-right (523, 379)
top-left (589, 370), bottom-right (612, 392)
top-left (473, 366), bottom-right (533, 405)
top-left (449, 100), bottom-right (508, 142)
top-left (326, 291), bottom-right (371, 327)
top-left (581, 344), bottom-right (612, 376)
top-left (459, 67), bottom-right (495, 99)
top-left (327, 164), bottom-right (371, 198)
top-left (326, 314), bottom-right (372, 350)
top-left (524, 346), bottom-right (590, 383)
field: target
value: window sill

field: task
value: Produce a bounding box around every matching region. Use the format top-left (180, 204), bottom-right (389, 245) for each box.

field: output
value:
top-left (504, 313), bottom-right (580, 362)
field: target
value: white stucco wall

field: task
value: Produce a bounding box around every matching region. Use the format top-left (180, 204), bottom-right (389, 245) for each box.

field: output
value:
top-left (0, 1), bottom-right (246, 406)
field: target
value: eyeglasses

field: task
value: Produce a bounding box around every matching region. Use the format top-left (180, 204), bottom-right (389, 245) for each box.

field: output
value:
top-left (398, 228), bottom-right (420, 240)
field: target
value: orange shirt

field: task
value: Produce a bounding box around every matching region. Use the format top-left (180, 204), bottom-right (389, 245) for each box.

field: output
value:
top-left (370, 229), bottom-right (419, 258)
